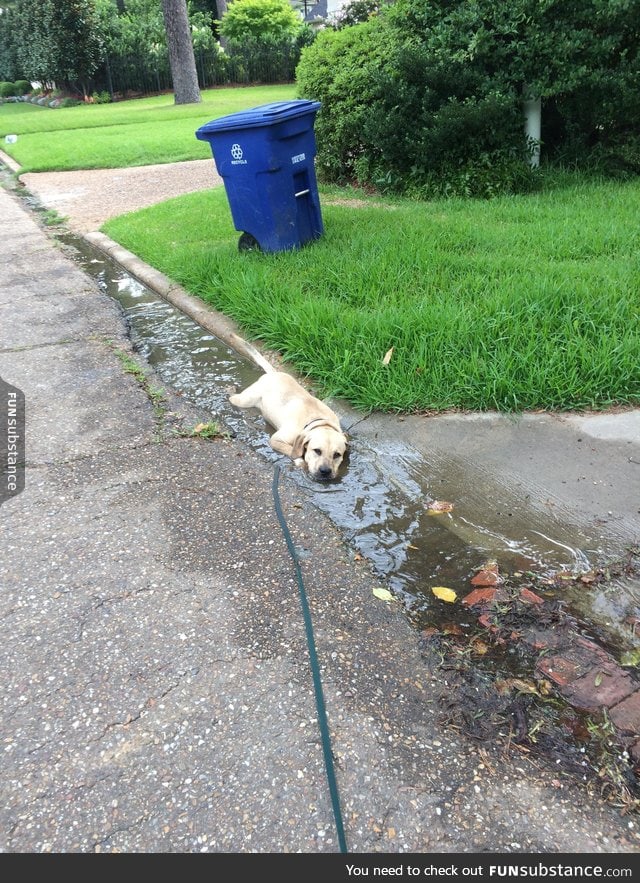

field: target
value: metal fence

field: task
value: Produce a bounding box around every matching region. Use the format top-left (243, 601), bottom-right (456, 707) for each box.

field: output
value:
top-left (95, 43), bottom-right (299, 99)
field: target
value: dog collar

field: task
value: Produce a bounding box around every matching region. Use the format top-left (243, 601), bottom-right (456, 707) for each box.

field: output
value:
top-left (303, 417), bottom-right (340, 433)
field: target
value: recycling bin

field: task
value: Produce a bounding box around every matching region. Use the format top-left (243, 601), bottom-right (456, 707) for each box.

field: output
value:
top-left (196, 99), bottom-right (324, 254)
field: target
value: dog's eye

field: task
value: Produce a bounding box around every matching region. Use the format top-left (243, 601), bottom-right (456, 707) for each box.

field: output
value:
top-left (333, 452), bottom-right (341, 460)
top-left (313, 448), bottom-right (322, 456)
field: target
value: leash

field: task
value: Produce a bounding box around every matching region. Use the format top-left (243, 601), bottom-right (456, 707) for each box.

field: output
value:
top-left (272, 463), bottom-right (348, 854)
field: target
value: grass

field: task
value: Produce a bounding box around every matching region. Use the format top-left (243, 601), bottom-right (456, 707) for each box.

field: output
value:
top-left (0, 84), bottom-right (296, 171)
top-left (3, 84), bottom-right (638, 413)
top-left (102, 177), bottom-right (640, 413)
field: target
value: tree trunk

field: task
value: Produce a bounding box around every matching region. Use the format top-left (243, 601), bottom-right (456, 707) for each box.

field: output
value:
top-left (161, 0), bottom-right (201, 105)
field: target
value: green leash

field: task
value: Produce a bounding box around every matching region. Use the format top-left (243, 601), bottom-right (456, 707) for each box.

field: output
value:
top-left (272, 464), bottom-right (348, 855)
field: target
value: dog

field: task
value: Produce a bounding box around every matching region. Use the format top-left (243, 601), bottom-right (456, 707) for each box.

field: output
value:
top-left (228, 341), bottom-right (347, 481)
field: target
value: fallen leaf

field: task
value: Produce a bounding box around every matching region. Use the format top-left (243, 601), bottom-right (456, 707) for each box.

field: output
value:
top-left (442, 622), bottom-right (463, 636)
top-left (387, 827), bottom-right (396, 838)
top-left (470, 638), bottom-right (490, 655)
top-left (620, 648), bottom-right (640, 667)
top-left (432, 586), bottom-right (457, 603)
top-left (382, 347), bottom-right (394, 365)
top-left (407, 543), bottom-right (419, 551)
top-left (495, 677), bottom-right (539, 695)
top-left (193, 423), bottom-right (208, 433)
top-left (373, 587), bottom-right (394, 602)
top-left (594, 671), bottom-right (604, 687)
top-left (421, 627), bottom-right (439, 639)
top-left (425, 500), bottom-right (454, 515)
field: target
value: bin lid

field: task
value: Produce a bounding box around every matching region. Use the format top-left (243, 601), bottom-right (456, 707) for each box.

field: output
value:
top-left (196, 100), bottom-right (321, 137)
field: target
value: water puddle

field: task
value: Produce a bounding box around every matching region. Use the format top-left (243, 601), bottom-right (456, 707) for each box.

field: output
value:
top-left (5, 165), bottom-right (638, 804)
top-left (52, 227), bottom-right (640, 800)
top-left (55, 231), bottom-right (639, 651)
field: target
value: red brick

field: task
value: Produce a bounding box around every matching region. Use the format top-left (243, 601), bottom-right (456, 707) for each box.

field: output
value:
top-left (563, 663), bottom-right (636, 712)
top-left (519, 588), bottom-right (545, 605)
top-left (462, 587), bottom-right (497, 607)
top-left (537, 654), bottom-right (587, 687)
top-left (609, 690), bottom-right (640, 735)
top-left (471, 569), bottom-right (499, 587)
top-left (574, 636), bottom-right (612, 665)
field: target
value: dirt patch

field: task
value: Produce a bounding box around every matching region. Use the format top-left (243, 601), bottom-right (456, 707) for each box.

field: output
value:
top-left (18, 159), bottom-right (222, 233)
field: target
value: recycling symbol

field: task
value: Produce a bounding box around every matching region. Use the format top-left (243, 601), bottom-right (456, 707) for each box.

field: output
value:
top-left (231, 143), bottom-right (243, 160)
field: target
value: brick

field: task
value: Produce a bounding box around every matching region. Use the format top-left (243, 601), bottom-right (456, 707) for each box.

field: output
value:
top-left (609, 690), bottom-right (640, 735)
top-left (519, 587), bottom-right (544, 605)
top-left (563, 663), bottom-right (636, 712)
top-left (462, 587), bottom-right (496, 607)
top-left (471, 569), bottom-right (499, 587)
top-left (537, 654), bottom-right (587, 687)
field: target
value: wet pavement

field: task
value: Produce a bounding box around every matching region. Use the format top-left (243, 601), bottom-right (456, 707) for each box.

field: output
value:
top-left (1, 177), bottom-right (640, 855)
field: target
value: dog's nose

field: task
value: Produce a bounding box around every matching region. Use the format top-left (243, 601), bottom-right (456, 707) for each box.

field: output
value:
top-left (318, 466), bottom-right (332, 479)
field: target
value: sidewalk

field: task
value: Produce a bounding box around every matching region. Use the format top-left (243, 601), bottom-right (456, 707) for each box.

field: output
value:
top-left (1, 181), bottom-right (639, 854)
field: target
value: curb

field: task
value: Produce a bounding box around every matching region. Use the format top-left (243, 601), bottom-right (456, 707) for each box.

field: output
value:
top-left (0, 147), bottom-right (21, 173)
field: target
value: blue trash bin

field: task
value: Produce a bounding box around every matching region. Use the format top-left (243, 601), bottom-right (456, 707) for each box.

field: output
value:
top-left (195, 99), bottom-right (324, 254)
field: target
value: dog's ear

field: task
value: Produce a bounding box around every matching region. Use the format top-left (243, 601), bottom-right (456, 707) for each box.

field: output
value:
top-left (291, 432), bottom-right (308, 460)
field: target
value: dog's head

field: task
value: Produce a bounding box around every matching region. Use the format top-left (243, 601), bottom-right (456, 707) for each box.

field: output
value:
top-left (291, 419), bottom-right (347, 481)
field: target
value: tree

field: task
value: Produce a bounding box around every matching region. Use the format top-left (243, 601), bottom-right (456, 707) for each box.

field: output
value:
top-left (161, 0), bottom-right (201, 104)
top-left (297, 0), bottom-right (640, 196)
top-left (218, 0), bottom-right (302, 41)
top-left (8, 0), bottom-right (104, 96)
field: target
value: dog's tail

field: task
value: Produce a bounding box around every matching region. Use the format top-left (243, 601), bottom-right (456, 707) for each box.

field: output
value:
top-left (228, 333), bottom-right (276, 374)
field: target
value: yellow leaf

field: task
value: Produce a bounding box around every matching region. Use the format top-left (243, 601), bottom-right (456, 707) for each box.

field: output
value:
top-left (432, 586), bottom-right (457, 603)
top-left (373, 587), bottom-right (394, 602)
top-left (382, 347), bottom-right (394, 365)
top-left (594, 671), bottom-right (603, 687)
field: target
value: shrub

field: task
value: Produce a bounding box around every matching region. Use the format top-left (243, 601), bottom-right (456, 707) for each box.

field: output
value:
top-left (91, 90), bottom-right (112, 104)
top-left (297, 23), bottom-right (533, 196)
top-left (0, 81), bottom-right (15, 97)
top-left (296, 20), bottom-right (396, 183)
top-left (13, 79), bottom-right (30, 94)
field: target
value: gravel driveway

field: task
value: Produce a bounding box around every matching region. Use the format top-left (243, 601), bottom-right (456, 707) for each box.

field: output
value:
top-left (19, 159), bottom-right (222, 233)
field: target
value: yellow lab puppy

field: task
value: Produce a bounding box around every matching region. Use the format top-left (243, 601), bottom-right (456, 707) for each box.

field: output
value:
top-left (229, 366), bottom-right (347, 481)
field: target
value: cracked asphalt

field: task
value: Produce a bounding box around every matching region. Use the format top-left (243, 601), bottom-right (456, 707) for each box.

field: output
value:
top-left (1, 183), bottom-right (639, 857)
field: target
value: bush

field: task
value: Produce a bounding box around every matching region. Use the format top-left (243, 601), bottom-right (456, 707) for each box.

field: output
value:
top-left (0, 81), bottom-right (15, 97)
top-left (13, 79), bottom-right (30, 94)
top-left (297, 0), bottom-right (640, 197)
top-left (296, 20), bottom-right (396, 183)
top-left (297, 23), bottom-right (533, 196)
top-left (91, 90), bottom-right (111, 104)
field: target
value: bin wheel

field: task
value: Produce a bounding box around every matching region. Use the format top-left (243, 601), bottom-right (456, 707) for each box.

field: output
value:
top-left (238, 233), bottom-right (260, 252)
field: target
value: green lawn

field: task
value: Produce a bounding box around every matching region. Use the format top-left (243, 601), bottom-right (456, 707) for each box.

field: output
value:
top-left (0, 84), bottom-right (296, 171)
top-left (3, 84), bottom-right (638, 414)
top-left (101, 178), bottom-right (640, 413)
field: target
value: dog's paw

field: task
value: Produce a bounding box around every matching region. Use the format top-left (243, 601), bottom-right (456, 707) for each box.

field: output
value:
top-left (293, 457), bottom-right (305, 468)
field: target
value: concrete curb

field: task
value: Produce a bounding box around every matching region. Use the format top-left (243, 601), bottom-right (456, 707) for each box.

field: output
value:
top-left (0, 147), bottom-right (21, 173)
